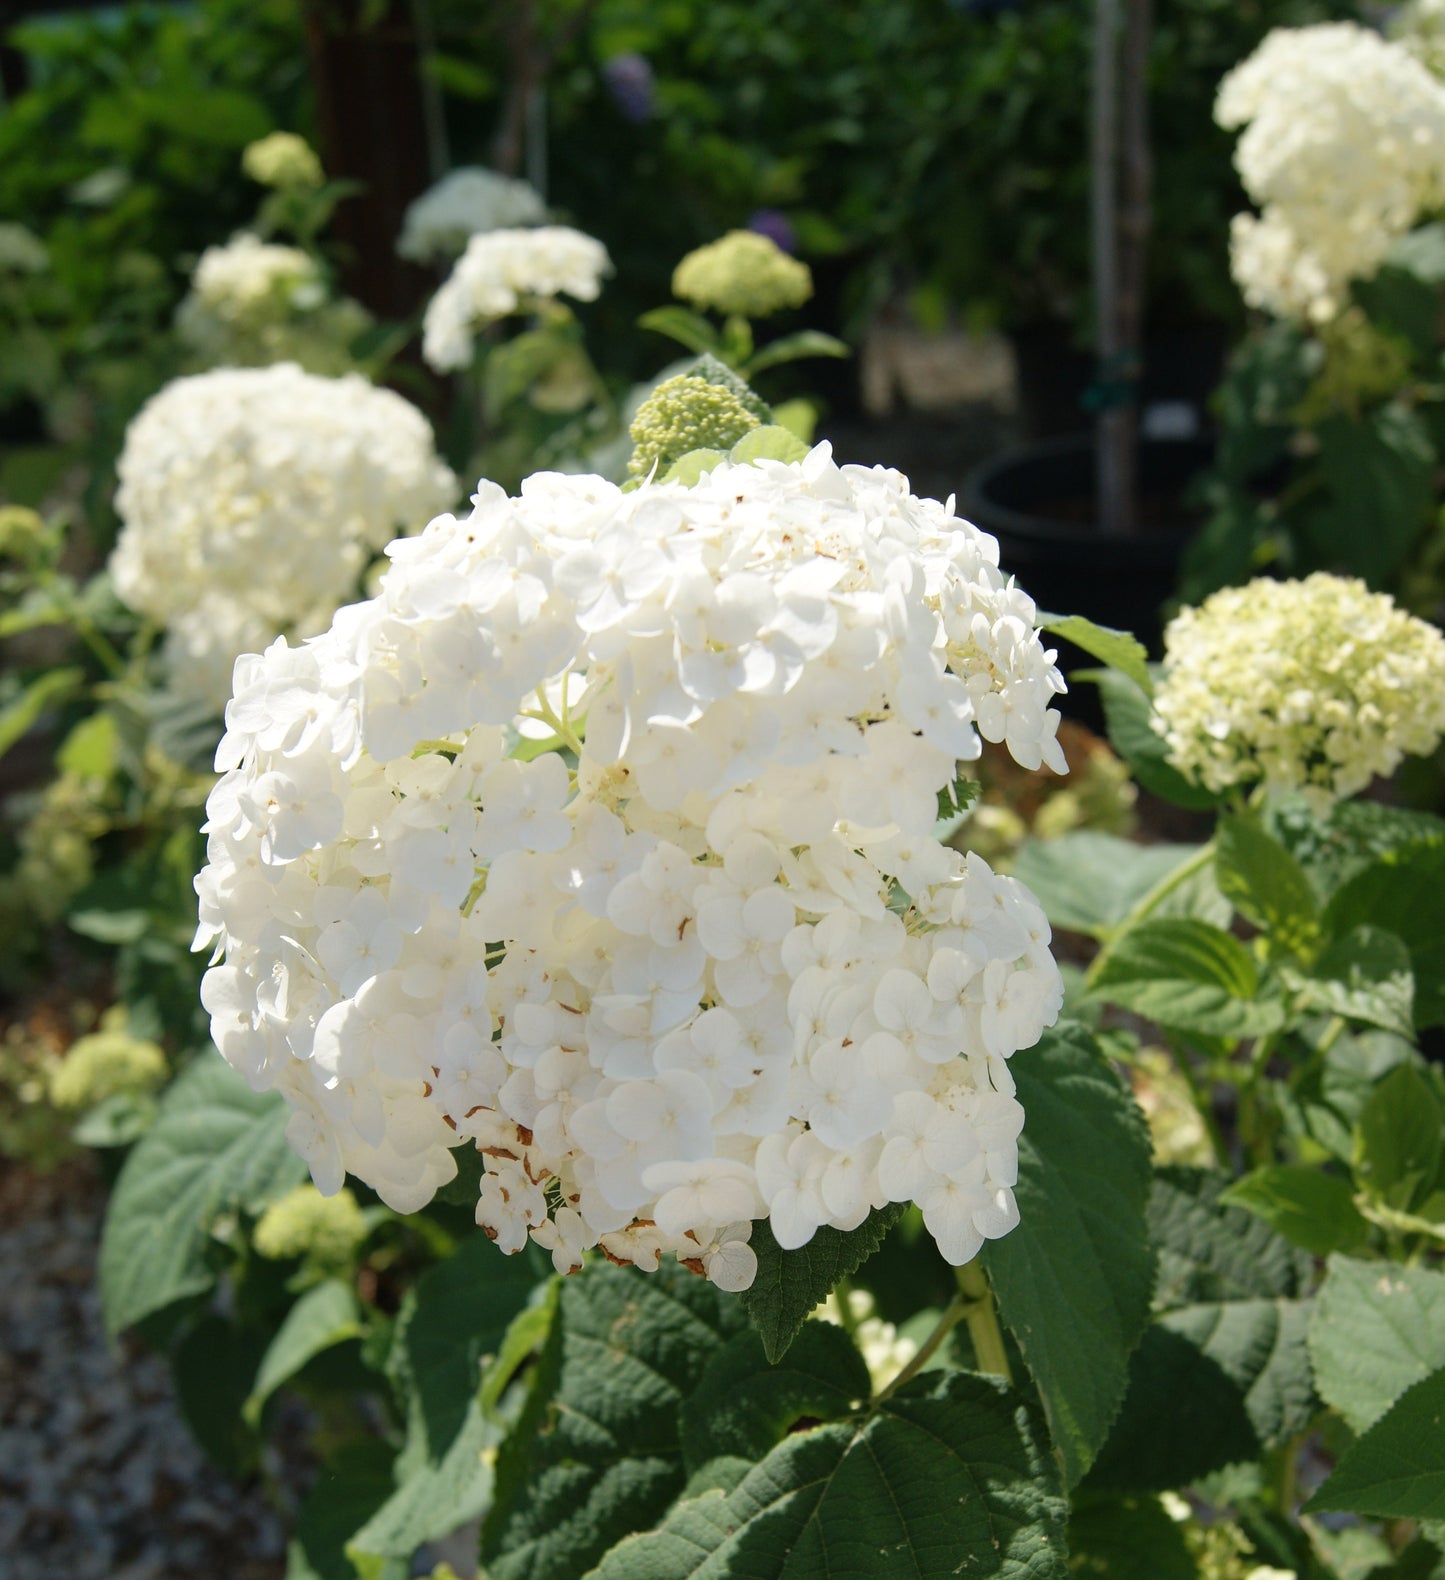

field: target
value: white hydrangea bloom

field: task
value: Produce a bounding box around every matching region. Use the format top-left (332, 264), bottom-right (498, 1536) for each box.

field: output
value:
top-left (398, 166), bottom-right (549, 263)
top-left (111, 364), bottom-right (456, 709)
top-left (1216, 23), bottom-right (1445, 321)
top-left (1153, 573), bottom-right (1445, 803)
top-left (195, 445), bottom-right (1067, 1287)
top-left (816, 1287), bottom-right (918, 1391)
top-left (178, 233), bottom-right (321, 333)
top-left (421, 226), bottom-right (611, 372)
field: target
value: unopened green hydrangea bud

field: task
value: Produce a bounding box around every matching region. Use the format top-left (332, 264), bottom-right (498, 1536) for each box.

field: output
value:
top-left (242, 132), bottom-right (325, 191)
top-left (672, 230), bottom-right (813, 318)
top-left (1296, 306), bottom-right (1412, 423)
top-left (254, 1183), bottom-right (368, 1269)
top-left (628, 372), bottom-right (761, 477)
top-left (50, 1026), bottom-right (166, 1109)
top-left (0, 505), bottom-right (49, 564)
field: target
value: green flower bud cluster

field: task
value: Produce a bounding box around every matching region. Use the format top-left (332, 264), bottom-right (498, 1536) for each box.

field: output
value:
top-left (11, 773), bottom-right (108, 925)
top-left (1296, 306), bottom-right (1412, 423)
top-left (242, 132), bottom-right (325, 192)
top-left (50, 1017), bottom-right (166, 1110)
top-left (0, 505), bottom-right (50, 566)
top-left (254, 1183), bottom-right (369, 1271)
top-left (628, 371), bottom-right (762, 478)
top-left (672, 230), bottom-right (813, 319)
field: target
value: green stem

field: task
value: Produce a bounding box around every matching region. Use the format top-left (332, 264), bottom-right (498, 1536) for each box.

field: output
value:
top-left (1085, 839), bottom-right (1216, 989)
top-left (957, 1260), bottom-right (1013, 1384)
top-left (872, 1291), bottom-right (970, 1405)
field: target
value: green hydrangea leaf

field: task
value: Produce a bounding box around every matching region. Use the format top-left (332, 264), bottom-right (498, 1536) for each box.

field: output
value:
top-left (1355, 1061), bottom-right (1445, 1209)
top-left (1214, 814), bottom-right (1322, 961)
top-left (680, 1320), bottom-right (870, 1472)
top-left (586, 1370), bottom-right (1068, 1580)
top-left (1287, 926), bottom-right (1416, 1039)
top-left (729, 424), bottom-right (810, 465)
top-left (1305, 1365), bottom-right (1445, 1520)
top-left (348, 1238), bottom-right (551, 1569)
top-left (1087, 668), bottom-right (1222, 812)
top-left (481, 1260), bottom-right (747, 1580)
top-left (244, 1278), bottom-right (363, 1427)
top-left (1012, 834), bottom-right (1224, 940)
top-left (1326, 841), bottom-right (1445, 1027)
top-left (99, 1051), bottom-right (307, 1336)
top-left (1220, 1165), bottom-right (1370, 1257)
top-left (289, 1441), bottom-right (406, 1580)
top-left (661, 448), bottom-right (728, 485)
top-left (1066, 1496), bottom-right (1196, 1580)
top-left (638, 306), bottom-right (720, 357)
top-left (1149, 1168), bottom-right (1312, 1307)
top-left (981, 1022), bottom-right (1155, 1487)
top-left (1090, 918), bottom-right (1286, 1040)
top-left (1309, 1256), bottom-right (1445, 1435)
top-left (1039, 614), bottom-right (1152, 697)
top-left (739, 1203), bottom-right (907, 1364)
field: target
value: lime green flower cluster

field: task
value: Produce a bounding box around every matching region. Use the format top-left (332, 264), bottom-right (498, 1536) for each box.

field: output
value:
top-left (254, 1183), bottom-right (369, 1270)
top-left (1153, 573), bottom-right (1445, 803)
top-left (242, 131), bottom-right (325, 192)
top-left (1296, 307), bottom-right (1412, 423)
top-left (50, 1018), bottom-right (166, 1110)
top-left (6, 774), bottom-right (108, 926)
top-left (628, 371), bottom-right (761, 477)
top-left (1394, 0), bottom-right (1445, 79)
top-left (0, 504), bottom-right (49, 565)
top-left (672, 230), bottom-right (813, 318)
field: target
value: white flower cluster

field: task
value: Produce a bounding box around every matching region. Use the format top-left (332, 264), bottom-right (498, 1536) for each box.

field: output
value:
top-left (1216, 23), bottom-right (1445, 321)
top-left (196, 446), bottom-right (1068, 1293)
top-left (0, 222), bottom-right (48, 274)
top-left (398, 166), bottom-right (549, 263)
top-left (1153, 573), bottom-right (1445, 803)
top-left (422, 226), bottom-right (611, 372)
top-left (112, 364), bottom-right (456, 709)
top-left (178, 233), bottom-right (322, 334)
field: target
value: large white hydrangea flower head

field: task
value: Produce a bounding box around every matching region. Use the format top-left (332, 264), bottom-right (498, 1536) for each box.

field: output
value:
top-left (1216, 23), bottom-right (1445, 322)
top-left (421, 226), bottom-right (611, 372)
top-left (398, 166), bottom-right (549, 263)
top-left (1153, 572), bottom-right (1445, 803)
top-left (111, 364), bottom-right (457, 709)
top-left (196, 444), bottom-right (1068, 1291)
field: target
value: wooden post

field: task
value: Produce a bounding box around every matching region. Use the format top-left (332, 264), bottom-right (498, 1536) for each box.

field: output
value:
top-left (1093, 0), bottom-right (1152, 538)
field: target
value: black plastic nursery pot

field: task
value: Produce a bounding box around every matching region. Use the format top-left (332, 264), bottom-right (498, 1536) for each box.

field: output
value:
top-left (962, 433), bottom-right (1213, 719)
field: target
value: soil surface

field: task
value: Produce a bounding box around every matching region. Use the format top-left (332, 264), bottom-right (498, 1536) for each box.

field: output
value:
top-left (0, 1156), bottom-right (287, 1580)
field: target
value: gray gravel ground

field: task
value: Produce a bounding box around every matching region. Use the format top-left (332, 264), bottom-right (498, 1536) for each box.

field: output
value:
top-left (0, 1158), bottom-right (287, 1580)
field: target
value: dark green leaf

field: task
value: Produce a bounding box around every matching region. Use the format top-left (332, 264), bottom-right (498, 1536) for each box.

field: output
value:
top-left (1090, 918), bottom-right (1285, 1040)
top-left (1089, 669), bottom-right (1221, 811)
top-left (638, 306), bottom-right (720, 357)
top-left (171, 1314), bottom-right (264, 1477)
top-left (1356, 1063), bottom-right (1444, 1209)
top-left (0, 665), bottom-right (85, 761)
top-left (99, 1053), bottom-right (307, 1335)
top-left (586, 1371), bottom-right (1068, 1580)
top-left (680, 1320), bottom-right (870, 1471)
top-left (1303, 406), bottom-right (1434, 587)
top-left (1161, 1297), bottom-right (1315, 1446)
top-left (1221, 1166), bottom-right (1370, 1257)
top-left (1327, 842), bottom-right (1445, 1027)
top-left (1040, 614), bottom-right (1152, 696)
top-left (982, 1022), bottom-right (1155, 1487)
top-left (740, 1203), bottom-right (906, 1364)
top-left (1214, 815), bottom-right (1321, 960)
top-left (1149, 1168), bottom-right (1312, 1307)
top-left (289, 1442), bottom-right (406, 1580)
top-left (1291, 927), bottom-right (1416, 1039)
top-left (481, 1261), bottom-right (748, 1580)
top-left (743, 329), bottom-right (851, 378)
top-left (244, 1280), bottom-right (363, 1427)
top-left (1306, 1366), bottom-right (1445, 1520)
top-left (1067, 1495), bottom-right (1197, 1580)
top-left (1309, 1256), bottom-right (1445, 1434)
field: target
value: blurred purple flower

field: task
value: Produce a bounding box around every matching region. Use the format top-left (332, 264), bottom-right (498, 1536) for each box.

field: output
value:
top-left (603, 54), bottom-right (654, 123)
top-left (747, 208), bottom-right (797, 255)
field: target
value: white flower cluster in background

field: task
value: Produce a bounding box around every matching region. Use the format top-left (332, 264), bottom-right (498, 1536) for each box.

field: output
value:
top-left (196, 446), bottom-right (1068, 1292)
top-left (398, 166), bottom-right (549, 263)
top-left (112, 364), bottom-right (456, 710)
top-left (178, 233), bottom-right (322, 337)
top-left (422, 226), bottom-right (611, 372)
top-left (1153, 573), bottom-right (1445, 803)
top-left (0, 221), bottom-right (48, 274)
top-left (1216, 23), bottom-right (1445, 321)
top-left (1394, 0), bottom-right (1445, 80)
top-left (816, 1288), bottom-right (918, 1391)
